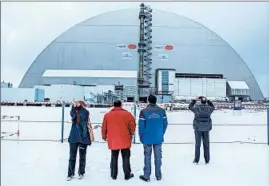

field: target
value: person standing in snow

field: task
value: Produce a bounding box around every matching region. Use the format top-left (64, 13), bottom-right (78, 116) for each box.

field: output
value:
top-left (66, 100), bottom-right (94, 181)
top-left (138, 94), bottom-right (168, 182)
top-left (101, 100), bottom-right (136, 180)
top-left (189, 96), bottom-right (215, 164)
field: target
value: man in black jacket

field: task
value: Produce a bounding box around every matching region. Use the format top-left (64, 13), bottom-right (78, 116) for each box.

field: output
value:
top-left (189, 96), bottom-right (215, 164)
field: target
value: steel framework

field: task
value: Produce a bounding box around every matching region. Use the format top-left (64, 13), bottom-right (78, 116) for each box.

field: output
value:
top-left (137, 3), bottom-right (153, 100)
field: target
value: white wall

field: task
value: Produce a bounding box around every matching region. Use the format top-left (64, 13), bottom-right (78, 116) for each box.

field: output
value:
top-left (175, 78), bottom-right (191, 96)
top-left (190, 78), bottom-right (203, 96)
top-left (212, 79), bottom-right (226, 97)
top-left (35, 85), bottom-right (84, 102)
top-left (157, 70), bottom-right (162, 92)
top-left (42, 70), bottom-right (137, 78)
top-left (35, 85), bottom-right (117, 102)
top-left (174, 78), bottom-right (226, 98)
top-left (1, 88), bottom-right (35, 102)
top-left (168, 70), bottom-right (175, 92)
top-left (206, 78), bottom-right (215, 96)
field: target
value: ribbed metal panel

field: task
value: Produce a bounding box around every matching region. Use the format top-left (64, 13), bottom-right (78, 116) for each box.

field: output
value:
top-left (19, 8), bottom-right (263, 100)
top-left (175, 78), bottom-right (226, 98)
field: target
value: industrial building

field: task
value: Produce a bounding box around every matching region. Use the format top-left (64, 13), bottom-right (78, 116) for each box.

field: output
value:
top-left (15, 6), bottom-right (263, 103)
top-left (1, 81), bottom-right (13, 88)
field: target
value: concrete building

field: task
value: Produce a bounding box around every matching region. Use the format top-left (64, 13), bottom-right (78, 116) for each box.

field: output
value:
top-left (1, 81), bottom-right (13, 88)
top-left (19, 8), bottom-right (264, 101)
top-left (1, 88), bottom-right (44, 102)
top-left (34, 85), bottom-right (84, 102)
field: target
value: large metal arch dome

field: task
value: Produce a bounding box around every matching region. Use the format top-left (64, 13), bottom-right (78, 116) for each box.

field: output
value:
top-left (19, 8), bottom-right (264, 100)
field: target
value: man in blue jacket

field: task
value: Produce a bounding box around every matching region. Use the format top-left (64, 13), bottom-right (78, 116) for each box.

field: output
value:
top-left (189, 96), bottom-right (215, 165)
top-left (138, 94), bottom-right (168, 182)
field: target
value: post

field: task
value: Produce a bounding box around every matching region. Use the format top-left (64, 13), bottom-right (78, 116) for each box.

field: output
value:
top-left (17, 116), bottom-right (20, 143)
top-left (133, 103), bottom-right (137, 144)
top-left (61, 103), bottom-right (65, 143)
top-left (267, 108), bottom-right (269, 146)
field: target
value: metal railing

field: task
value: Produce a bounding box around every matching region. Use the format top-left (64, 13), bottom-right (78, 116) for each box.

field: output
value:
top-left (1, 120), bottom-right (268, 144)
top-left (1, 107), bottom-right (269, 146)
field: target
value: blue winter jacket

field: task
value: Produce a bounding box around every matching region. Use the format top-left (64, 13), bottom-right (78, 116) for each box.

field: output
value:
top-left (138, 104), bottom-right (168, 145)
top-left (68, 106), bottom-right (91, 145)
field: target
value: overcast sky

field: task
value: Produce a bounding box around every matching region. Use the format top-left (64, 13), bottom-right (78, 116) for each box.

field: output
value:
top-left (1, 2), bottom-right (269, 97)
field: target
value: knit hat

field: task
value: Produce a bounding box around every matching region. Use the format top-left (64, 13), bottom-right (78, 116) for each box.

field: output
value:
top-left (200, 97), bottom-right (207, 104)
top-left (148, 94), bottom-right (157, 104)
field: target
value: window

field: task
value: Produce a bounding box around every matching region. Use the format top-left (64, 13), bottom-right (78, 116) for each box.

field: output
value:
top-left (162, 71), bottom-right (169, 92)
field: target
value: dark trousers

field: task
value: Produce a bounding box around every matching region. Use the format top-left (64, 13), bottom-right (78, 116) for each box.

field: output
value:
top-left (110, 148), bottom-right (131, 178)
top-left (194, 131), bottom-right (210, 163)
top-left (68, 143), bottom-right (88, 177)
top-left (143, 144), bottom-right (162, 179)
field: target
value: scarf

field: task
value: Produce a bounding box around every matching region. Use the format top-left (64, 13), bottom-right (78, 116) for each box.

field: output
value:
top-left (75, 106), bottom-right (82, 124)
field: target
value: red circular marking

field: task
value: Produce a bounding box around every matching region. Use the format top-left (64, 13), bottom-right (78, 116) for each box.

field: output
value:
top-left (165, 45), bottom-right (174, 50)
top-left (128, 44), bottom-right (137, 49)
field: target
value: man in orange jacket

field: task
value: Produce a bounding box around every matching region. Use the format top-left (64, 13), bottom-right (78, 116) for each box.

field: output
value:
top-left (102, 100), bottom-right (136, 180)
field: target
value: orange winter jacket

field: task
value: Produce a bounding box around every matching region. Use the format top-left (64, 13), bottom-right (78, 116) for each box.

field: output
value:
top-left (102, 107), bottom-right (136, 150)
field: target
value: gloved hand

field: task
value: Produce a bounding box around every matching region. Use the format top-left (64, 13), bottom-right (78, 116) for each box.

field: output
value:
top-left (207, 100), bottom-right (214, 106)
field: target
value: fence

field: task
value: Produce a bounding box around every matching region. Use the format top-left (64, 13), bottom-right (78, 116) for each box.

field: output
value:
top-left (267, 109), bottom-right (269, 145)
top-left (1, 105), bottom-right (269, 145)
top-left (1, 115), bottom-right (20, 142)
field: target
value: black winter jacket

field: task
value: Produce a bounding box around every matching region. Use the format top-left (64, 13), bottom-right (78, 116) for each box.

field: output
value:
top-left (189, 100), bottom-right (215, 131)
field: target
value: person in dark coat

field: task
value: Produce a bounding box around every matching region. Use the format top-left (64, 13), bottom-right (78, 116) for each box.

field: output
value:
top-left (138, 95), bottom-right (168, 182)
top-left (67, 100), bottom-right (92, 181)
top-left (102, 100), bottom-right (136, 180)
top-left (189, 96), bottom-right (215, 164)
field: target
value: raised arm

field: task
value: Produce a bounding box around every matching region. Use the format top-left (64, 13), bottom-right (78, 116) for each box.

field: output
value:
top-left (128, 113), bottom-right (136, 136)
top-left (70, 106), bottom-right (76, 120)
top-left (84, 109), bottom-right (89, 121)
top-left (188, 100), bottom-right (197, 113)
top-left (163, 111), bottom-right (168, 135)
top-left (207, 100), bottom-right (215, 113)
top-left (138, 110), bottom-right (146, 141)
top-left (101, 114), bottom-right (108, 141)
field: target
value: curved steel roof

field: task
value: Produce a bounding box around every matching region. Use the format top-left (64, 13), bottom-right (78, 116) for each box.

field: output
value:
top-left (19, 8), bottom-right (264, 100)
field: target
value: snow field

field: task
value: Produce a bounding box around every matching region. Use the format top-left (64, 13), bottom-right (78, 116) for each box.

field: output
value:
top-left (1, 141), bottom-right (269, 186)
top-left (1, 106), bottom-right (269, 186)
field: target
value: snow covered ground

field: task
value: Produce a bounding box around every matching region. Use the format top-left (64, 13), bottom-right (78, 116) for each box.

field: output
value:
top-left (1, 106), bottom-right (269, 186)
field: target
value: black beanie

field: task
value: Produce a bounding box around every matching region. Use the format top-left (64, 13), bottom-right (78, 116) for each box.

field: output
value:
top-left (148, 94), bottom-right (157, 104)
top-left (200, 97), bottom-right (207, 104)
